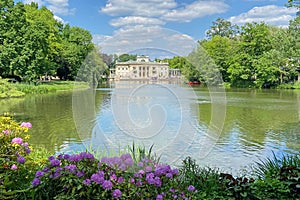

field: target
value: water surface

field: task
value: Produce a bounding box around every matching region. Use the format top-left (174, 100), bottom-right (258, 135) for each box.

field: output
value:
top-left (1, 83), bottom-right (299, 174)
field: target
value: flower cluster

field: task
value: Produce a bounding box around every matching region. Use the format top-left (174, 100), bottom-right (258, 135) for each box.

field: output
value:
top-left (31, 152), bottom-right (197, 199)
top-left (0, 117), bottom-right (32, 171)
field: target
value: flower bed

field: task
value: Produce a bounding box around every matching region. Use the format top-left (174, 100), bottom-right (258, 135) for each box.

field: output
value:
top-left (0, 116), bottom-right (299, 199)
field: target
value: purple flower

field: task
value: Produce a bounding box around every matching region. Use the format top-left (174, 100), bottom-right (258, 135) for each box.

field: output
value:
top-left (172, 169), bottom-right (179, 175)
top-left (42, 166), bottom-right (50, 172)
top-left (32, 178), bottom-right (40, 186)
top-left (102, 180), bottom-right (113, 190)
top-left (124, 157), bottom-right (134, 166)
top-left (63, 154), bottom-right (70, 159)
top-left (35, 171), bottom-right (44, 178)
top-left (64, 164), bottom-right (77, 173)
top-left (138, 169), bottom-right (145, 175)
top-left (136, 180), bottom-right (143, 186)
top-left (156, 194), bottom-right (163, 200)
top-left (24, 147), bottom-right (31, 154)
top-left (117, 176), bottom-right (124, 184)
top-left (154, 177), bottom-right (162, 187)
top-left (110, 173), bottom-right (117, 181)
top-left (50, 159), bottom-right (61, 167)
top-left (91, 173), bottom-right (104, 184)
top-left (172, 194), bottom-right (178, 199)
top-left (11, 137), bottom-right (23, 145)
top-left (138, 162), bottom-right (144, 167)
top-left (145, 166), bottom-right (152, 172)
top-left (118, 163), bottom-right (127, 171)
top-left (48, 156), bottom-right (55, 161)
top-left (17, 156), bottom-right (25, 164)
top-left (169, 188), bottom-right (176, 193)
top-left (188, 185), bottom-right (196, 191)
top-left (2, 130), bottom-right (10, 135)
top-left (112, 189), bottom-right (122, 198)
top-left (166, 172), bottom-right (173, 179)
top-left (76, 171), bottom-right (84, 177)
top-left (79, 152), bottom-right (94, 160)
top-left (20, 122), bottom-right (32, 128)
top-left (21, 142), bottom-right (29, 147)
top-left (11, 164), bottom-right (17, 170)
top-left (120, 153), bottom-right (131, 160)
top-left (69, 154), bottom-right (80, 162)
top-left (83, 179), bottom-right (91, 186)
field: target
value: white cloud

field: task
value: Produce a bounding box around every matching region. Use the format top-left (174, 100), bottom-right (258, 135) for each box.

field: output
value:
top-left (110, 16), bottom-right (165, 27)
top-left (162, 0), bottom-right (229, 22)
top-left (93, 26), bottom-right (197, 57)
top-left (101, 0), bottom-right (177, 17)
top-left (229, 5), bottom-right (298, 26)
top-left (53, 15), bottom-right (64, 23)
top-left (24, 0), bottom-right (43, 5)
top-left (23, 0), bottom-right (75, 15)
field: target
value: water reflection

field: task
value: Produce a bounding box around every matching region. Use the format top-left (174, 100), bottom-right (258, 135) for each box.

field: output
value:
top-left (1, 85), bottom-right (299, 174)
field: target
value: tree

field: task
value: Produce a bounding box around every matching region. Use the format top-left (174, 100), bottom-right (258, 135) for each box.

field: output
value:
top-left (76, 46), bottom-right (107, 87)
top-left (0, 1), bottom-right (28, 78)
top-left (57, 25), bottom-right (94, 80)
top-left (206, 17), bottom-right (239, 39)
top-left (286, 0), bottom-right (300, 9)
top-left (118, 54), bottom-right (137, 62)
top-left (201, 36), bottom-right (235, 82)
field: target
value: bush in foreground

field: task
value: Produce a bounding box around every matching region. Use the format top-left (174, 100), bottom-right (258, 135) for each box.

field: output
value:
top-left (1, 116), bottom-right (300, 199)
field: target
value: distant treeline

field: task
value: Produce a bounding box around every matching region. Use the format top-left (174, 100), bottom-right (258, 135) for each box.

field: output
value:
top-left (161, 15), bottom-right (300, 88)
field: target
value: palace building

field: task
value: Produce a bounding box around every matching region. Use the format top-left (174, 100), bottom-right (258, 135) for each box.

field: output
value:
top-left (109, 55), bottom-right (181, 80)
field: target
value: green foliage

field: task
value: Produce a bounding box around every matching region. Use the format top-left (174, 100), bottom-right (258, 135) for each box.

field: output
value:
top-left (251, 153), bottom-right (300, 199)
top-left (118, 54), bottom-right (137, 62)
top-left (0, 79), bottom-right (25, 98)
top-left (206, 18), bottom-right (239, 39)
top-left (76, 47), bottom-right (108, 88)
top-left (0, 1), bottom-right (95, 83)
top-left (0, 115), bottom-right (34, 199)
top-left (201, 19), bottom-right (300, 88)
top-left (286, 0), bottom-right (300, 8)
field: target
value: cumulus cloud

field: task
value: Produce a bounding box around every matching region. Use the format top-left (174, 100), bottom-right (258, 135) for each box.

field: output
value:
top-left (229, 5), bottom-right (297, 26)
top-left (110, 16), bottom-right (165, 27)
top-left (94, 25), bottom-right (197, 57)
top-left (53, 15), bottom-right (64, 23)
top-left (101, 0), bottom-right (177, 17)
top-left (162, 0), bottom-right (230, 22)
top-left (23, 0), bottom-right (75, 15)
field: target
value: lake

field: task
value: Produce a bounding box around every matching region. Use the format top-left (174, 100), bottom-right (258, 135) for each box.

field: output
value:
top-left (1, 81), bottom-right (299, 174)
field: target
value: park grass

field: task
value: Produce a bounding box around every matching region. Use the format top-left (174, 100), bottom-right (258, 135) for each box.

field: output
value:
top-left (0, 79), bottom-right (88, 98)
top-left (15, 81), bottom-right (88, 94)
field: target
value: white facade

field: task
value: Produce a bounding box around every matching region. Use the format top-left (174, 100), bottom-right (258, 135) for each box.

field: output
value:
top-left (110, 56), bottom-right (179, 80)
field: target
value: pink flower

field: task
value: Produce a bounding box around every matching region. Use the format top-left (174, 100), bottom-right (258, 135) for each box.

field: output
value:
top-left (11, 137), bottom-right (23, 145)
top-left (2, 130), bottom-right (10, 135)
top-left (11, 164), bottom-right (18, 170)
top-left (20, 122), bottom-right (32, 128)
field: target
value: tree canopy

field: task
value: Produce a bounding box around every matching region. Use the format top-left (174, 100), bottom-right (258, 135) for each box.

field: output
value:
top-left (0, 1), bottom-right (98, 83)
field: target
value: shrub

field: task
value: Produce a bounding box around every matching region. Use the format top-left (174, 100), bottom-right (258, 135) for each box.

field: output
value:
top-left (32, 152), bottom-right (197, 199)
top-left (0, 115), bottom-right (33, 199)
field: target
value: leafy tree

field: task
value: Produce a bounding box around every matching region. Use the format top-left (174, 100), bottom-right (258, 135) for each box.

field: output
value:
top-left (286, 0), bottom-right (300, 9)
top-left (206, 17), bottom-right (239, 39)
top-left (0, 1), bottom-right (27, 78)
top-left (76, 46), bottom-right (108, 87)
top-left (57, 25), bottom-right (94, 80)
top-left (118, 54), bottom-right (137, 62)
top-left (200, 36), bottom-right (235, 82)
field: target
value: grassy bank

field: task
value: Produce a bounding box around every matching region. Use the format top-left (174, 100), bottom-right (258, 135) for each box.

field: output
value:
top-left (1, 116), bottom-right (300, 199)
top-left (0, 78), bottom-right (88, 99)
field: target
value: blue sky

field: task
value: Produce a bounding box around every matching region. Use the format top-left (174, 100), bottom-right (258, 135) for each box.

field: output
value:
top-left (21, 0), bottom-right (298, 58)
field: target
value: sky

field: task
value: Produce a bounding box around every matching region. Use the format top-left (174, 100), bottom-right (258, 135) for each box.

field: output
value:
top-left (20, 0), bottom-right (298, 58)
